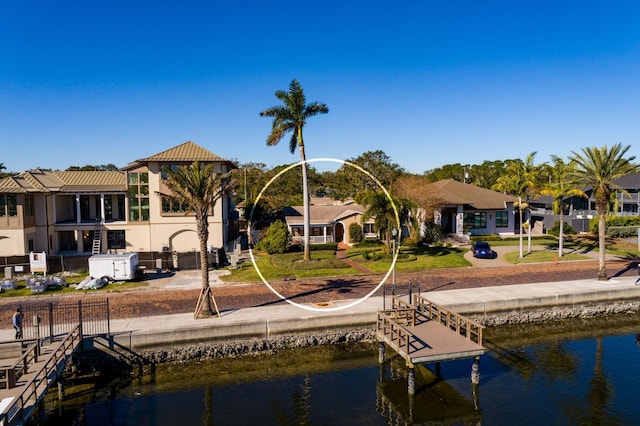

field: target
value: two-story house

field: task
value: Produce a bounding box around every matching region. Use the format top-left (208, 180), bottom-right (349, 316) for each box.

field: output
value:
top-left (0, 141), bottom-right (235, 258)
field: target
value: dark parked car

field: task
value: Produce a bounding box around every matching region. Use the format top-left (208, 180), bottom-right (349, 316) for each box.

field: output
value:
top-left (472, 241), bottom-right (497, 259)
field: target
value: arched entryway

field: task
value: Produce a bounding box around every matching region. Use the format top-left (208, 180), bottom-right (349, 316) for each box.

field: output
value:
top-left (334, 222), bottom-right (344, 243)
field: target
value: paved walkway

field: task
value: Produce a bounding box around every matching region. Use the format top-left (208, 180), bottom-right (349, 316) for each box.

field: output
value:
top-left (1, 273), bottom-right (638, 350)
top-left (0, 245), bottom-right (637, 350)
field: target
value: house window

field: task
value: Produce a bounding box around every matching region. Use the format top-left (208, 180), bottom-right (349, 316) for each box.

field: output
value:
top-left (363, 223), bottom-right (375, 234)
top-left (161, 164), bottom-right (180, 180)
top-left (0, 195), bottom-right (17, 217)
top-left (495, 211), bottom-right (509, 228)
top-left (161, 196), bottom-right (189, 214)
top-left (463, 212), bottom-right (487, 230)
top-left (107, 230), bottom-right (126, 249)
top-left (80, 195), bottom-right (91, 221)
top-left (128, 172), bottom-right (150, 221)
top-left (24, 194), bottom-right (35, 217)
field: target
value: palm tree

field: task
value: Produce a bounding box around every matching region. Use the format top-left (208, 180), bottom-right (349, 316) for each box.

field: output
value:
top-left (492, 152), bottom-right (539, 258)
top-left (361, 191), bottom-right (404, 248)
top-left (163, 161), bottom-right (232, 318)
top-left (538, 155), bottom-right (587, 257)
top-left (569, 144), bottom-right (638, 280)
top-left (260, 79), bottom-right (329, 261)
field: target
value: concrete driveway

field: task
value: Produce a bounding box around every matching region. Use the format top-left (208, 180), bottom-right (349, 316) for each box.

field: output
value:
top-left (463, 242), bottom-right (611, 268)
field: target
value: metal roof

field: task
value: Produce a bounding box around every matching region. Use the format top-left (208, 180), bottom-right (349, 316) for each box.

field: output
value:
top-left (124, 141), bottom-right (229, 168)
top-left (0, 170), bottom-right (126, 194)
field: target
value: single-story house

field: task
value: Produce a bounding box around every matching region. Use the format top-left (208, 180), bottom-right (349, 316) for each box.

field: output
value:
top-left (283, 201), bottom-right (377, 246)
top-left (430, 179), bottom-right (518, 236)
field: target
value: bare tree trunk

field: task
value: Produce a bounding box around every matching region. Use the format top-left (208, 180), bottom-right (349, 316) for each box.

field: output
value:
top-left (558, 212), bottom-right (564, 257)
top-left (518, 197), bottom-right (524, 258)
top-left (298, 129), bottom-right (311, 262)
top-left (597, 211), bottom-right (607, 281)
top-left (194, 216), bottom-right (220, 318)
top-left (527, 209), bottom-right (532, 254)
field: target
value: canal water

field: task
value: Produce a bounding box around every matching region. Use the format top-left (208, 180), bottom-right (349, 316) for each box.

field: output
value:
top-left (40, 313), bottom-right (640, 425)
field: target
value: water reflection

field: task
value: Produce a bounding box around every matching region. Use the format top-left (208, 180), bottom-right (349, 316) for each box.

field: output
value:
top-left (38, 315), bottom-right (640, 425)
top-left (376, 356), bottom-right (482, 424)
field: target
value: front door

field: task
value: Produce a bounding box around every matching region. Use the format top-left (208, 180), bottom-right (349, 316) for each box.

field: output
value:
top-left (335, 223), bottom-right (344, 243)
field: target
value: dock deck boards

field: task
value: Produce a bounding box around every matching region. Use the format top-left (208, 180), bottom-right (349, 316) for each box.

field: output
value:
top-left (403, 320), bottom-right (485, 364)
top-left (377, 296), bottom-right (485, 366)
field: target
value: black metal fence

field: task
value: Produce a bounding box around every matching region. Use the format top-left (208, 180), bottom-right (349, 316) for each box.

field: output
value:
top-left (20, 299), bottom-right (110, 341)
top-left (0, 250), bottom-right (229, 276)
top-left (382, 281), bottom-right (421, 310)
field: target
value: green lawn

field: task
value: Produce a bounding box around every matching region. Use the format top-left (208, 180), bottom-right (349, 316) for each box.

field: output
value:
top-left (223, 250), bottom-right (362, 282)
top-left (502, 250), bottom-right (590, 264)
top-left (347, 245), bottom-right (470, 273)
top-left (224, 245), bottom-right (470, 282)
top-left (224, 235), bottom-right (640, 283)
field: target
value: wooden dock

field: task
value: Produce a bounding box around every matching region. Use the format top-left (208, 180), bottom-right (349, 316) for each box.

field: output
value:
top-left (0, 325), bottom-right (82, 426)
top-left (376, 295), bottom-right (485, 394)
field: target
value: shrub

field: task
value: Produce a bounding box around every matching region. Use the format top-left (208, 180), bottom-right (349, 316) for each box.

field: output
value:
top-left (254, 221), bottom-right (291, 254)
top-left (470, 234), bottom-right (502, 242)
top-left (355, 238), bottom-right (383, 248)
top-left (547, 221), bottom-right (576, 237)
top-left (422, 223), bottom-right (444, 244)
top-left (589, 215), bottom-right (640, 236)
top-left (348, 223), bottom-right (363, 244)
top-left (402, 236), bottom-right (423, 247)
top-left (311, 243), bottom-right (338, 251)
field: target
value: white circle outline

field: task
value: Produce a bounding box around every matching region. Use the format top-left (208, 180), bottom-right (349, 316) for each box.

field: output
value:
top-left (247, 157), bottom-right (400, 312)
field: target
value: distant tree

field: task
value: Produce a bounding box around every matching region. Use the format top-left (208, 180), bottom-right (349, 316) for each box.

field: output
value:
top-left (538, 155), bottom-right (586, 257)
top-left (328, 150), bottom-right (404, 201)
top-left (162, 161), bottom-right (233, 318)
top-left (569, 144), bottom-right (638, 280)
top-left (260, 79), bottom-right (329, 261)
top-left (260, 164), bottom-right (323, 209)
top-left (470, 160), bottom-right (509, 189)
top-left (391, 174), bottom-right (442, 238)
top-left (425, 160), bottom-right (509, 189)
top-left (66, 164), bottom-right (119, 171)
top-left (0, 163), bottom-right (9, 179)
top-left (231, 162), bottom-right (269, 205)
top-left (424, 163), bottom-right (469, 183)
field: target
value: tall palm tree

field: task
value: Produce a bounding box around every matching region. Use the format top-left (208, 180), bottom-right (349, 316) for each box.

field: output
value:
top-left (492, 152), bottom-right (539, 258)
top-left (538, 155), bottom-right (587, 257)
top-left (569, 144), bottom-right (638, 280)
top-left (260, 79), bottom-right (329, 261)
top-left (163, 161), bottom-right (232, 318)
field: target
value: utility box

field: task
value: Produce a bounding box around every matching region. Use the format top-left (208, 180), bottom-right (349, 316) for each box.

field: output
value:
top-left (88, 253), bottom-right (140, 281)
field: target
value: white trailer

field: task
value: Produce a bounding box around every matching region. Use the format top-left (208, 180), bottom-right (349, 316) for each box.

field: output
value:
top-left (88, 253), bottom-right (140, 281)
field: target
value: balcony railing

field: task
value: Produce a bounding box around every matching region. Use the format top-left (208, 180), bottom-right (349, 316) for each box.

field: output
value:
top-left (291, 235), bottom-right (334, 244)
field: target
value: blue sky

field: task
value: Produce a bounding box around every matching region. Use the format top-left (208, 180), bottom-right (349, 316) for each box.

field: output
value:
top-left (2, 1), bottom-right (640, 175)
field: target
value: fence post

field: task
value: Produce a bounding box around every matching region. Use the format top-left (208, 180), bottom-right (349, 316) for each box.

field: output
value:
top-left (106, 299), bottom-right (111, 336)
top-left (78, 301), bottom-right (83, 342)
top-left (48, 303), bottom-right (54, 342)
